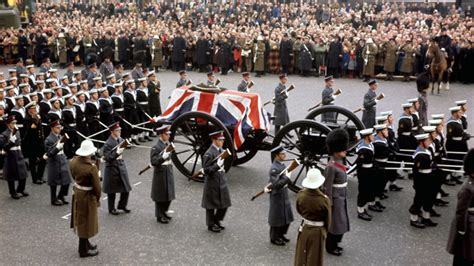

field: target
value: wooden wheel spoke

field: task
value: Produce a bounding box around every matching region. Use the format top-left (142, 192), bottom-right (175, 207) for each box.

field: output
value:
top-left (293, 165), bottom-right (305, 184)
top-left (174, 148), bottom-right (194, 155)
top-left (293, 128), bottom-right (303, 144)
top-left (183, 121), bottom-right (199, 141)
top-left (182, 151), bottom-right (197, 165)
top-left (191, 153), bottom-right (199, 174)
top-left (283, 135), bottom-right (299, 149)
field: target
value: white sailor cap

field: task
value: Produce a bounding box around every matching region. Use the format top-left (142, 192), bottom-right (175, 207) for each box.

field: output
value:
top-left (408, 98), bottom-right (418, 103)
top-left (456, 100), bottom-right (467, 106)
top-left (122, 73), bottom-right (130, 78)
top-left (61, 76), bottom-right (68, 81)
top-left (422, 126), bottom-right (436, 133)
top-left (8, 68), bottom-right (16, 72)
top-left (137, 77), bottom-right (147, 82)
top-left (73, 71), bottom-right (81, 75)
top-left (449, 106), bottom-right (461, 112)
top-left (106, 74), bottom-right (115, 80)
top-left (63, 93), bottom-right (73, 99)
top-left (52, 86), bottom-right (62, 91)
top-left (402, 103), bottom-right (412, 108)
top-left (76, 91), bottom-right (86, 96)
top-left (98, 87), bottom-right (107, 93)
top-left (37, 72), bottom-right (46, 76)
top-left (46, 78), bottom-right (56, 83)
top-left (49, 97), bottom-right (60, 103)
top-left (125, 79), bottom-right (135, 85)
top-left (5, 85), bottom-right (14, 91)
top-left (114, 82), bottom-right (123, 88)
top-left (14, 95), bottom-right (24, 100)
top-left (79, 80), bottom-right (88, 85)
top-left (380, 111), bottom-right (392, 116)
top-left (0, 79), bottom-right (5, 83)
top-left (25, 101), bottom-right (37, 109)
top-left (374, 124), bottom-right (387, 131)
top-left (89, 88), bottom-right (98, 94)
top-left (35, 80), bottom-right (45, 84)
top-left (26, 64), bottom-right (35, 69)
top-left (42, 89), bottom-right (53, 94)
top-left (28, 91), bottom-right (38, 97)
top-left (48, 68), bottom-right (57, 73)
top-left (431, 114), bottom-right (445, 119)
top-left (428, 119), bottom-right (442, 126)
top-left (19, 73), bottom-right (28, 78)
top-left (376, 115), bottom-right (388, 122)
top-left (69, 83), bottom-right (78, 87)
top-left (415, 133), bottom-right (429, 141)
top-left (359, 128), bottom-right (374, 136)
top-left (146, 71), bottom-right (155, 77)
top-left (93, 76), bottom-right (102, 81)
top-left (8, 77), bottom-right (17, 81)
top-left (19, 83), bottom-right (29, 88)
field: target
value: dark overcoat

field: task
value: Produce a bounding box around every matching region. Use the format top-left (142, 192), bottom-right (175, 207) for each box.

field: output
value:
top-left (201, 145), bottom-right (231, 209)
top-left (150, 139), bottom-right (175, 202)
top-left (102, 136), bottom-right (131, 194)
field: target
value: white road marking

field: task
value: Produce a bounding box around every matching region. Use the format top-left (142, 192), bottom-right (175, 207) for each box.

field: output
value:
top-left (133, 182), bottom-right (142, 186)
top-left (62, 213), bottom-right (71, 220)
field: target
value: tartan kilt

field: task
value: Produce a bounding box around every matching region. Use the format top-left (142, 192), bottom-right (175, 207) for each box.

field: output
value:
top-left (269, 50), bottom-right (280, 74)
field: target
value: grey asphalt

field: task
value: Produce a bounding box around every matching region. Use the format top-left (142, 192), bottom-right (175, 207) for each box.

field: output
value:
top-left (0, 67), bottom-right (472, 265)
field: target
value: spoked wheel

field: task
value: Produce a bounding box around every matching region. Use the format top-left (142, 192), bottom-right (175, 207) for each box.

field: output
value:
top-left (233, 129), bottom-right (269, 166)
top-left (272, 120), bottom-right (331, 193)
top-left (169, 111), bottom-right (235, 182)
top-left (305, 105), bottom-right (365, 152)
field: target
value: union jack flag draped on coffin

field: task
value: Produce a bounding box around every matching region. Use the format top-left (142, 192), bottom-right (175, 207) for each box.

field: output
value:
top-left (158, 87), bottom-right (271, 149)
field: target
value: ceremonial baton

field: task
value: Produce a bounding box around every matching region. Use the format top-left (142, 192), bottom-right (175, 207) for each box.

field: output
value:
top-left (251, 159), bottom-right (300, 201)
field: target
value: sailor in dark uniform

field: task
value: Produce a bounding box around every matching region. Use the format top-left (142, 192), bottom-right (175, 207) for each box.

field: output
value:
top-left (446, 106), bottom-right (470, 184)
top-left (397, 103), bottom-right (417, 156)
top-left (266, 145), bottom-right (294, 246)
top-left (111, 83), bottom-right (129, 140)
top-left (321, 75), bottom-right (337, 123)
top-left (22, 101), bottom-right (46, 185)
top-left (147, 70), bottom-right (161, 120)
top-left (62, 94), bottom-right (79, 159)
top-left (371, 124), bottom-right (390, 211)
top-left (47, 97), bottom-right (62, 126)
top-left (136, 77), bottom-right (152, 142)
top-left (378, 111), bottom-right (403, 191)
top-left (105, 74), bottom-right (116, 96)
top-left (123, 80), bottom-right (140, 144)
top-left (408, 98), bottom-right (422, 133)
top-left (237, 72), bottom-right (251, 92)
top-left (176, 70), bottom-right (188, 88)
top-left (74, 91), bottom-right (88, 136)
top-left (85, 89), bottom-right (102, 147)
top-left (456, 100), bottom-right (468, 133)
top-left (356, 128), bottom-right (376, 221)
top-left (409, 133), bottom-right (438, 228)
top-left (98, 87), bottom-right (114, 127)
top-left (201, 131), bottom-right (231, 233)
top-left (273, 74), bottom-right (290, 135)
top-left (10, 96), bottom-right (27, 138)
top-left (361, 80), bottom-right (379, 128)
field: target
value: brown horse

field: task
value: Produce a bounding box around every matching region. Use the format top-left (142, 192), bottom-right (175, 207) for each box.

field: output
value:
top-left (427, 43), bottom-right (447, 95)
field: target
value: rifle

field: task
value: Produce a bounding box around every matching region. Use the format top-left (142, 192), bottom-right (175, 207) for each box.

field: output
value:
top-left (251, 159), bottom-right (300, 201)
top-left (138, 143), bottom-right (175, 175)
top-left (112, 138), bottom-right (131, 151)
top-left (263, 84), bottom-right (295, 106)
top-left (215, 78), bottom-right (221, 86)
top-left (353, 93), bottom-right (385, 113)
top-left (307, 88), bottom-right (342, 111)
top-left (42, 133), bottom-right (70, 160)
top-left (190, 148), bottom-right (232, 179)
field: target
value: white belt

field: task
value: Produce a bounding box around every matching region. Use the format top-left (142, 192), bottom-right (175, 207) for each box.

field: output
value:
top-left (16, 124), bottom-right (24, 128)
top-left (68, 123), bottom-right (76, 127)
top-left (412, 127), bottom-right (418, 131)
top-left (452, 137), bottom-right (462, 141)
top-left (362, 163), bottom-right (373, 168)
top-left (375, 158), bottom-right (388, 162)
top-left (58, 150), bottom-right (64, 155)
top-left (434, 152), bottom-right (440, 157)
top-left (333, 182), bottom-right (348, 188)
top-left (162, 160), bottom-right (171, 166)
top-left (115, 108), bottom-right (124, 112)
top-left (138, 101), bottom-right (148, 105)
top-left (74, 183), bottom-right (93, 191)
top-left (418, 169), bottom-right (432, 174)
top-left (401, 132), bottom-right (411, 136)
top-left (10, 146), bottom-right (21, 151)
top-left (468, 207), bottom-right (474, 212)
top-left (303, 219), bottom-right (324, 227)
